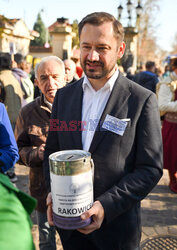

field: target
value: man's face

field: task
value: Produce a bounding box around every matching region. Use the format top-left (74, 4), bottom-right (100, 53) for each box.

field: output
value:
top-left (36, 60), bottom-right (65, 103)
top-left (80, 22), bottom-right (125, 82)
top-left (64, 61), bottom-right (76, 83)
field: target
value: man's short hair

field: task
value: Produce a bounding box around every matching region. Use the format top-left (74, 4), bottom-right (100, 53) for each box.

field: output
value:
top-left (145, 61), bottom-right (155, 70)
top-left (36, 56), bottom-right (65, 79)
top-left (14, 53), bottom-right (25, 64)
top-left (78, 12), bottom-right (124, 42)
top-left (0, 52), bottom-right (12, 70)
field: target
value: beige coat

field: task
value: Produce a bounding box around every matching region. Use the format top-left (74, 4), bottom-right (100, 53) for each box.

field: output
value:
top-left (0, 70), bottom-right (23, 124)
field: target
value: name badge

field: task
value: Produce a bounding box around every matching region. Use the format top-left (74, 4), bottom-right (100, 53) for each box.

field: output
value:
top-left (102, 114), bottom-right (129, 136)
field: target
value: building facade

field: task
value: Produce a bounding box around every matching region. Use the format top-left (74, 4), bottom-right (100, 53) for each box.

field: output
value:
top-left (0, 15), bottom-right (37, 55)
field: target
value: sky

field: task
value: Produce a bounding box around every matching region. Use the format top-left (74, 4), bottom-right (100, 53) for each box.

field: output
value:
top-left (0, 0), bottom-right (177, 52)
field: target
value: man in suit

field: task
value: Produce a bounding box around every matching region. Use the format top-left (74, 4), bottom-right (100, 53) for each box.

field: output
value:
top-left (44, 12), bottom-right (163, 250)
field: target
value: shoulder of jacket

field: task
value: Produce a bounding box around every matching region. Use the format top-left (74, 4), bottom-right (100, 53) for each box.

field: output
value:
top-left (0, 70), bottom-right (20, 84)
top-left (128, 77), bottom-right (152, 97)
top-left (20, 97), bottom-right (39, 115)
top-left (57, 78), bottom-right (83, 96)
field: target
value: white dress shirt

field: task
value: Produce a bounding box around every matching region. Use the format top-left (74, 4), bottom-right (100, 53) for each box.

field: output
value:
top-left (44, 96), bottom-right (52, 111)
top-left (82, 69), bottom-right (119, 151)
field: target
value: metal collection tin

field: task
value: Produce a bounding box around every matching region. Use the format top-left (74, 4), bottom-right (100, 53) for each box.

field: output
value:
top-left (49, 150), bottom-right (94, 230)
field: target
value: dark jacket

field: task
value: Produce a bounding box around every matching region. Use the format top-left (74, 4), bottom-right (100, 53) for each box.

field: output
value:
top-left (66, 77), bottom-right (78, 85)
top-left (134, 71), bottom-right (158, 93)
top-left (44, 74), bottom-right (163, 250)
top-left (15, 95), bottom-right (50, 212)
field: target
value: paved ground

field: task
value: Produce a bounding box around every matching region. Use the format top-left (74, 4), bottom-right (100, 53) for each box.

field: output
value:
top-left (14, 164), bottom-right (177, 249)
top-left (141, 169), bottom-right (177, 248)
top-left (14, 164), bottom-right (62, 250)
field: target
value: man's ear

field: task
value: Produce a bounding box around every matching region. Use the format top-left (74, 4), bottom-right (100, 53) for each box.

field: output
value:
top-left (117, 42), bottom-right (126, 59)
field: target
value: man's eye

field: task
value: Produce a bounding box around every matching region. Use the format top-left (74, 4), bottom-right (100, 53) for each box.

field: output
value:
top-left (52, 75), bottom-right (60, 80)
top-left (41, 76), bottom-right (48, 80)
top-left (97, 47), bottom-right (107, 51)
top-left (82, 46), bottom-right (90, 49)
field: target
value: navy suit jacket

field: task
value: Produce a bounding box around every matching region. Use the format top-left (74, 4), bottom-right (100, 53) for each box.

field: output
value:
top-left (44, 73), bottom-right (163, 250)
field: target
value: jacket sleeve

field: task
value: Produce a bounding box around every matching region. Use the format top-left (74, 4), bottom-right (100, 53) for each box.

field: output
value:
top-left (15, 111), bottom-right (42, 168)
top-left (44, 93), bottom-right (60, 191)
top-left (98, 93), bottom-right (163, 223)
top-left (0, 104), bottom-right (19, 172)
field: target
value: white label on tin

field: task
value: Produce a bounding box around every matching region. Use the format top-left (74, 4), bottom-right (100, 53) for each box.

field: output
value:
top-left (50, 170), bottom-right (93, 217)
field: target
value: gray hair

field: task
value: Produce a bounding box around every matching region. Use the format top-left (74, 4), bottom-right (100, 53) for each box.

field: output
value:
top-left (35, 56), bottom-right (65, 79)
top-left (34, 62), bottom-right (40, 78)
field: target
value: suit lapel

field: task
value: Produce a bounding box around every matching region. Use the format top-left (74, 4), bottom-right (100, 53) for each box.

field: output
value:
top-left (70, 80), bottom-right (83, 149)
top-left (89, 73), bottom-right (131, 154)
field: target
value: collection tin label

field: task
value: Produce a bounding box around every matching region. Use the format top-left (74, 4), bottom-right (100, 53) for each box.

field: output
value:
top-left (51, 170), bottom-right (93, 217)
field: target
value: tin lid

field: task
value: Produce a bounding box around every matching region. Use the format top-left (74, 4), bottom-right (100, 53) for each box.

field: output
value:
top-left (49, 150), bottom-right (91, 162)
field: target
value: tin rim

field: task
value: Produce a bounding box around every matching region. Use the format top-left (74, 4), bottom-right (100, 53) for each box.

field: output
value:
top-left (49, 150), bottom-right (91, 162)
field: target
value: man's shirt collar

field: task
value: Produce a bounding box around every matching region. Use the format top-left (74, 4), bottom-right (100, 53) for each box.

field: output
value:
top-left (82, 68), bottom-right (119, 93)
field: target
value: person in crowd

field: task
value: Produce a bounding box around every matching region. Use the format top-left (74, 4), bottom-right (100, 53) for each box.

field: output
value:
top-left (0, 52), bottom-right (23, 182)
top-left (126, 66), bottom-right (135, 81)
top-left (44, 12), bottom-right (163, 250)
top-left (0, 52), bottom-right (23, 130)
top-left (64, 59), bottom-right (79, 84)
top-left (0, 102), bottom-right (36, 249)
top-left (15, 56), bottom-right (66, 250)
top-left (30, 62), bottom-right (41, 99)
top-left (156, 57), bottom-right (177, 193)
top-left (134, 61), bottom-right (159, 93)
top-left (0, 171), bottom-right (36, 250)
top-left (0, 102), bottom-right (19, 173)
top-left (71, 56), bottom-right (84, 78)
top-left (12, 53), bottom-right (34, 106)
top-left (162, 64), bottom-right (170, 78)
top-left (136, 65), bottom-right (143, 74)
top-left (24, 61), bottom-right (32, 76)
top-left (155, 66), bottom-right (163, 79)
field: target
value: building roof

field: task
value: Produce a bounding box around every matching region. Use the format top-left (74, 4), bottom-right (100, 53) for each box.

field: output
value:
top-left (0, 15), bottom-right (19, 29)
top-left (48, 17), bottom-right (71, 33)
top-left (0, 14), bottom-right (39, 39)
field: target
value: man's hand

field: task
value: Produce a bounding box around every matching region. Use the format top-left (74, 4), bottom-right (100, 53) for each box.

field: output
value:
top-left (46, 195), bottom-right (104, 233)
top-left (77, 200), bottom-right (104, 234)
top-left (38, 143), bottom-right (45, 160)
top-left (46, 192), bottom-right (54, 226)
